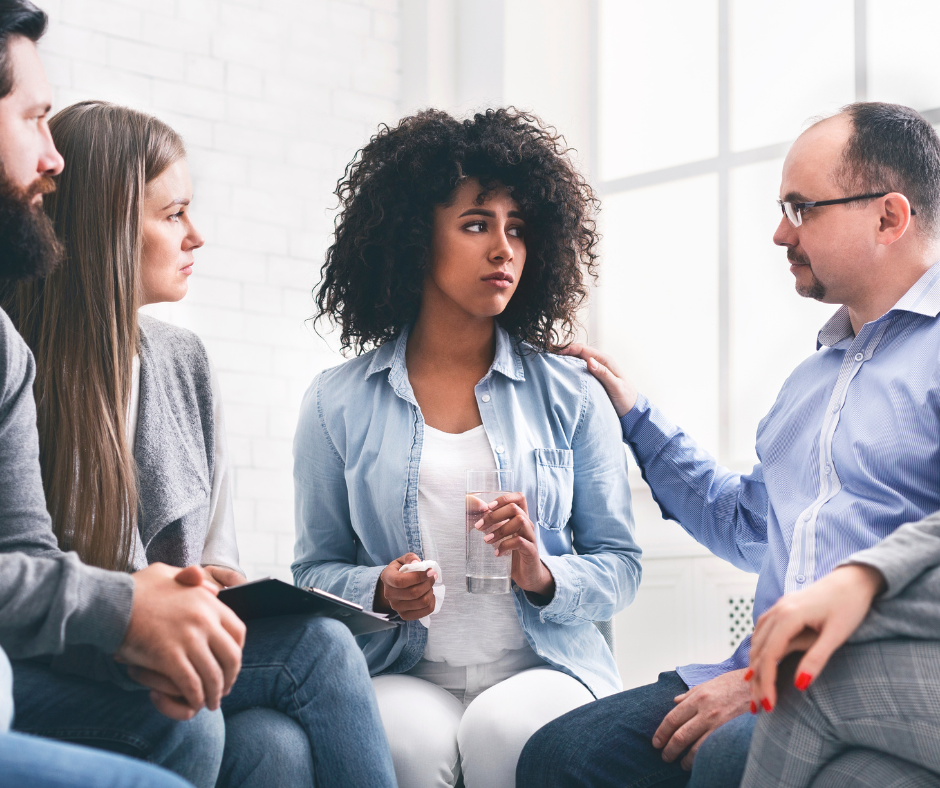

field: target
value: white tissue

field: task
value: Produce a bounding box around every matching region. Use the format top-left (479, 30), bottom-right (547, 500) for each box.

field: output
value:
top-left (398, 559), bottom-right (445, 628)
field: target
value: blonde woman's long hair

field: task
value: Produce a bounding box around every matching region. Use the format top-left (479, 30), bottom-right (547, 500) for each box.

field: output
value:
top-left (1, 101), bottom-right (186, 571)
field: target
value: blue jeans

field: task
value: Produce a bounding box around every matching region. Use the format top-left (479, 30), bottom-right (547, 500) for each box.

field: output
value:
top-left (11, 658), bottom-right (224, 788)
top-left (516, 671), bottom-right (754, 788)
top-left (218, 614), bottom-right (397, 788)
top-left (0, 731), bottom-right (193, 788)
top-left (0, 646), bottom-right (11, 733)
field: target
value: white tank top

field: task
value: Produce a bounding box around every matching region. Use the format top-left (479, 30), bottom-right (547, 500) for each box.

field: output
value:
top-left (417, 424), bottom-right (530, 665)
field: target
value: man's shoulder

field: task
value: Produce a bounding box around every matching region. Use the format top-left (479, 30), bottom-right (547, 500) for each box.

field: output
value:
top-left (0, 306), bottom-right (31, 393)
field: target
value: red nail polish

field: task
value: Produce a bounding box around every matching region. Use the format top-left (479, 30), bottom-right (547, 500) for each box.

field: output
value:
top-left (760, 698), bottom-right (773, 713)
top-left (795, 672), bottom-right (813, 691)
top-left (750, 700), bottom-right (757, 715)
top-left (743, 669), bottom-right (754, 682)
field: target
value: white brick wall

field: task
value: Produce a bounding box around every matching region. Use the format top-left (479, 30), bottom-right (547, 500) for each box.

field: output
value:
top-left (36, 0), bottom-right (401, 581)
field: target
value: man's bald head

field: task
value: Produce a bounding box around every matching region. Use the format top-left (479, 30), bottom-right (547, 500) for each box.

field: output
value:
top-left (814, 102), bottom-right (940, 238)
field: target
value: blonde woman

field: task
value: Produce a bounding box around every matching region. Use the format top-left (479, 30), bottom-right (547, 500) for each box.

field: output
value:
top-left (1, 101), bottom-right (396, 788)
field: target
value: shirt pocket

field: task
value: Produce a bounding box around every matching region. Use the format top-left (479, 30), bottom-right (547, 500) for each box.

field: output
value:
top-left (535, 448), bottom-right (574, 531)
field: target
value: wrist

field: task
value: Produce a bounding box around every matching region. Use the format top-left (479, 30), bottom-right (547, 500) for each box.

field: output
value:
top-left (373, 575), bottom-right (392, 614)
top-left (521, 563), bottom-right (555, 600)
top-left (616, 385), bottom-right (639, 419)
top-left (841, 563), bottom-right (886, 599)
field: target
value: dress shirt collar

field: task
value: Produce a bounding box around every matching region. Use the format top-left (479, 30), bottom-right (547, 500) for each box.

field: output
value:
top-left (816, 259), bottom-right (940, 349)
top-left (364, 322), bottom-right (526, 382)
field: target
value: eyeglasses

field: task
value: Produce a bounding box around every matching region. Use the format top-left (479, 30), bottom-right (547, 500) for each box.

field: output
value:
top-left (777, 192), bottom-right (916, 228)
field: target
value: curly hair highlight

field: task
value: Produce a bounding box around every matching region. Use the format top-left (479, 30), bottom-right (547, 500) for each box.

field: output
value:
top-left (315, 107), bottom-right (600, 355)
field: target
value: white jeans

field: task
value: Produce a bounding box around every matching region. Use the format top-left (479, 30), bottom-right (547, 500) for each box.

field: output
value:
top-left (372, 660), bottom-right (594, 788)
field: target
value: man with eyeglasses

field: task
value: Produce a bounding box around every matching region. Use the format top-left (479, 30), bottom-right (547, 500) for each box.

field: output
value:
top-left (517, 101), bottom-right (940, 788)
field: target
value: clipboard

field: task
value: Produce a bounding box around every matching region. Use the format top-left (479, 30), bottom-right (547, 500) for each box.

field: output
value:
top-left (218, 578), bottom-right (399, 637)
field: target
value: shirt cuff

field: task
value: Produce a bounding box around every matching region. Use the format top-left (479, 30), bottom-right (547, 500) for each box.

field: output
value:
top-left (619, 392), bottom-right (650, 439)
top-left (520, 555), bottom-right (581, 624)
top-left (354, 565), bottom-right (387, 612)
top-left (837, 553), bottom-right (898, 599)
top-left (618, 393), bottom-right (679, 466)
top-left (65, 559), bottom-right (135, 653)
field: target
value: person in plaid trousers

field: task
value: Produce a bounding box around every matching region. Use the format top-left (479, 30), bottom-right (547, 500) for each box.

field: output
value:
top-left (743, 508), bottom-right (940, 787)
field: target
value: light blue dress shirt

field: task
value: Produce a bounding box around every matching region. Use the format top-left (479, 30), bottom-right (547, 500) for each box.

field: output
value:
top-left (622, 261), bottom-right (940, 687)
top-left (292, 325), bottom-right (641, 698)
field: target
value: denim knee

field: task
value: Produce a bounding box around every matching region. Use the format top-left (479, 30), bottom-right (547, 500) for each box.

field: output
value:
top-left (219, 707), bottom-right (314, 788)
top-left (294, 616), bottom-right (370, 679)
top-left (151, 707), bottom-right (225, 788)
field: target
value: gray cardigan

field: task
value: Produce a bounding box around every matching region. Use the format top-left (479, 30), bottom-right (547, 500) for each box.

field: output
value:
top-left (0, 308), bottom-right (133, 661)
top-left (0, 311), bottom-right (217, 689)
top-left (846, 508), bottom-right (940, 643)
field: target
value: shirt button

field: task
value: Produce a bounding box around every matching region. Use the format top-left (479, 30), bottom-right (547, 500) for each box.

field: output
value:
top-left (803, 513), bottom-right (811, 521)
top-left (831, 404), bottom-right (839, 413)
top-left (481, 394), bottom-right (491, 403)
top-left (796, 574), bottom-right (806, 583)
top-left (825, 463), bottom-right (831, 474)
top-left (854, 352), bottom-right (864, 362)
top-left (496, 446), bottom-right (505, 454)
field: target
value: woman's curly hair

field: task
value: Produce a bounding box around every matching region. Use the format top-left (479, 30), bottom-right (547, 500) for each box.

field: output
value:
top-left (315, 107), bottom-right (600, 355)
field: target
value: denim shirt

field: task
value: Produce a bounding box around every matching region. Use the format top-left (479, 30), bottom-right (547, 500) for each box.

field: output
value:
top-left (292, 325), bottom-right (641, 698)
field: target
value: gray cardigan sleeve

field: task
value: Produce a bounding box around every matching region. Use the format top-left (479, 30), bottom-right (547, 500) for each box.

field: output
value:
top-left (0, 309), bottom-right (134, 660)
top-left (844, 510), bottom-right (940, 643)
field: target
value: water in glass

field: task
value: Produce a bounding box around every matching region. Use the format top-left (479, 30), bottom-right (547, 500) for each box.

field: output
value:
top-left (466, 469), bottom-right (513, 594)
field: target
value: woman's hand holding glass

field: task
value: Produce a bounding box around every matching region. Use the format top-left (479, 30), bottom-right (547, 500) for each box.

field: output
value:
top-left (473, 493), bottom-right (555, 600)
top-left (375, 552), bottom-right (439, 621)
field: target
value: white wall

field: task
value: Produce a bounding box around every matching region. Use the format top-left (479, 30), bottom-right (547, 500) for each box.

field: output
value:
top-left (35, 0), bottom-right (401, 581)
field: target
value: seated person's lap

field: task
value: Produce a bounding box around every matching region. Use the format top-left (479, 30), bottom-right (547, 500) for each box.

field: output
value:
top-left (10, 658), bottom-right (220, 758)
top-left (374, 666), bottom-right (593, 788)
top-left (0, 731), bottom-right (193, 788)
top-left (518, 672), bottom-right (754, 788)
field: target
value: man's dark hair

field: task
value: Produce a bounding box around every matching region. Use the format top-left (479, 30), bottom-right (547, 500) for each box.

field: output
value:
top-left (316, 108), bottom-right (600, 355)
top-left (0, 0), bottom-right (46, 100)
top-left (836, 101), bottom-right (940, 237)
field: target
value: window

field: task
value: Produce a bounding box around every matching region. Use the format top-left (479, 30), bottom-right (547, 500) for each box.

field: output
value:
top-left (595, 0), bottom-right (940, 470)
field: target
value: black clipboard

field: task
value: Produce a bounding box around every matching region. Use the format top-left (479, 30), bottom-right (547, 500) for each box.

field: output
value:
top-left (218, 578), bottom-right (399, 637)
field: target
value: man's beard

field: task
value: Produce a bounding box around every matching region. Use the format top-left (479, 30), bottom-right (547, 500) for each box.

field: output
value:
top-left (788, 249), bottom-right (826, 301)
top-left (0, 169), bottom-right (63, 281)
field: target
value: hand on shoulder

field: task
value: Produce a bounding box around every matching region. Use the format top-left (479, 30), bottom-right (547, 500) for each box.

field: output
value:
top-left (559, 343), bottom-right (639, 418)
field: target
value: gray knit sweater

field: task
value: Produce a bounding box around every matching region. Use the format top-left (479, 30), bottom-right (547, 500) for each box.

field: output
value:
top-left (846, 507), bottom-right (940, 643)
top-left (0, 307), bottom-right (133, 660)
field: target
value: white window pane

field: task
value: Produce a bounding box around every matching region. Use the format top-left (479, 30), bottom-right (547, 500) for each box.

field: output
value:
top-left (596, 175), bottom-right (720, 454)
top-left (869, 1), bottom-right (940, 111)
top-left (598, 0), bottom-right (718, 181)
top-left (728, 160), bottom-right (833, 468)
top-left (730, 0), bottom-right (854, 152)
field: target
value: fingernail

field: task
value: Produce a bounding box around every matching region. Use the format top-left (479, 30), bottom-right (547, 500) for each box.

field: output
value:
top-left (743, 669), bottom-right (753, 682)
top-left (760, 698), bottom-right (773, 713)
top-left (487, 501), bottom-right (498, 510)
top-left (473, 518), bottom-right (484, 529)
top-left (750, 700), bottom-right (757, 715)
top-left (651, 737), bottom-right (661, 748)
top-left (795, 672), bottom-right (813, 692)
top-left (483, 534), bottom-right (494, 543)
top-left (588, 358), bottom-right (597, 370)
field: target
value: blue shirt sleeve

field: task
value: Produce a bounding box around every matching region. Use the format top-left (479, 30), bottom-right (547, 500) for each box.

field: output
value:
top-left (621, 394), bottom-right (767, 572)
top-left (291, 374), bottom-right (385, 609)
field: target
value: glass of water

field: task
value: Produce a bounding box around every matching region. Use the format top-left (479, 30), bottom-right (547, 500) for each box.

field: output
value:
top-left (466, 468), bottom-right (513, 594)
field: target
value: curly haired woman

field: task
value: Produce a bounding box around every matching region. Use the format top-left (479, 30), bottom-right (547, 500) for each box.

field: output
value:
top-left (293, 108), bottom-right (642, 788)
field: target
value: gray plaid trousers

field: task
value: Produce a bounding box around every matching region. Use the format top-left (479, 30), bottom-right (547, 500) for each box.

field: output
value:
top-left (741, 640), bottom-right (940, 788)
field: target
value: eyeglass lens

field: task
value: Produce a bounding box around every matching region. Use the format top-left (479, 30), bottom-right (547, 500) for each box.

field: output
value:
top-left (782, 202), bottom-right (802, 227)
